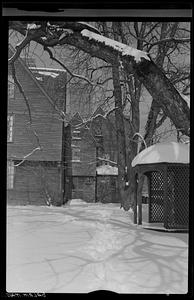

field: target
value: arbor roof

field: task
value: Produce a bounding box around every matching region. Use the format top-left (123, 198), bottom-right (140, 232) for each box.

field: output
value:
top-left (132, 142), bottom-right (189, 167)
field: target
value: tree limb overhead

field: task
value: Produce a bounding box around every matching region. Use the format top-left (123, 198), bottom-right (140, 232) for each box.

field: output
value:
top-left (9, 21), bottom-right (190, 137)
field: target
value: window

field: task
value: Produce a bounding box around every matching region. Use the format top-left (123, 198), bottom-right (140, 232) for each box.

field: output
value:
top-left (7, 115), bottom-right (14, 142)
top-left (8, 74), bottom-right (15, 99)
top-left (7, 161), bottom-right (15, 189)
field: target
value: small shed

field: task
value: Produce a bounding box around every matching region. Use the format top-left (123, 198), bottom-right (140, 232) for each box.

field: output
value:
top-left (131, 142), bottom-right (189, 230)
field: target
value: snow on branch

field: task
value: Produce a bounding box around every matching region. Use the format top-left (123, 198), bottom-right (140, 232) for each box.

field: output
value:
top-left (81, 29), bottom-right (150, 63)
top-left (97, 157), bottom-right (117, 166)
top-left (74, 106), bottom-right (119, 129)
top-left (179, 93), bottom-right (190, 108)
top-left (132, 132), bottom-right (147, 151)
top-left (14, 147), bottom-right (42, 167)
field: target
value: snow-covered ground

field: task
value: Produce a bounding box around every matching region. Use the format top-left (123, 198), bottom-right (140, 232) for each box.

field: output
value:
top-left (6, 200), bottom-right (188, 294)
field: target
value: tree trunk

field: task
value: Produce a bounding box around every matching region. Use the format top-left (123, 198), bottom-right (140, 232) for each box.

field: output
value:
top-left (111, 22), bottom-right (141, 210)
top-left (111, 64), bottom-right (130, 209)
top-left (132, 59), bottom-right (190, 136)
top-left (9, 21), bottom-right (190, 210)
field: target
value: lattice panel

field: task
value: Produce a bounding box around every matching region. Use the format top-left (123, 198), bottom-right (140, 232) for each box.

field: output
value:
top-left (149, 171), bottom-right (164, 223)
top-left (164, 166), bottom-right (189, 229)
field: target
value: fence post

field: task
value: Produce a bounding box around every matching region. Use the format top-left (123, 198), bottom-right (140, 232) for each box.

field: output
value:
top-left (133, 173), bottom-right (138, 224)
top-left (138, 174), bottom-right (144, 225)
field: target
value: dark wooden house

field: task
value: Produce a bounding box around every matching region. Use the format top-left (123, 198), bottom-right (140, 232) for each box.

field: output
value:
top-left (63, 109), bottom-right (120, 203)
top-left (7, 50), bottom-right (120, 206)
top-left (64, 112), bottom-right (97, 203)
top-left (7, 50), bottom-right (67, 205)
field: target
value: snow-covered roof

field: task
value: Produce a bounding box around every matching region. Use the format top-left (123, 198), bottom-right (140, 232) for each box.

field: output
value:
top-left (29, 67), bottom-right (66, 78)
top-left (97, 165), bottom-right (118, 175)
top-left (131, 142), bottom-right (189, 167)
top-left (81, 29), bottom-right (150, 63)
top-left (29, 67), bottom-right (66, 73)
top-left (36, 71), bottom-right (60, 78)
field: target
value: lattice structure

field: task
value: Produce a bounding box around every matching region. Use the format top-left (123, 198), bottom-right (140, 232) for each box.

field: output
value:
top-left (147, 165), bottom-right (189, 229)
top-left (164, 165), bottom-right (189, 229)
top-left (148, 171), bottom-right (164, 223)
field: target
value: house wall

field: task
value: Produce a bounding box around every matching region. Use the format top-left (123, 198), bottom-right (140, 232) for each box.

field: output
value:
top-left (8, 61), bottom-right (58, 115)
top-left (7, 161), bottom-right (62, 206)
top-left (7, 54), bottom-right (65, 206)
top-left (96, 175), bottom-right (119, 203)
top-left (71, 176), bottom-right (96, 203)
top-left (8, 60), bottom-right (63, 162)
top-left (64, 115), bottom-right (96, 202)
top-left (90, 113), bottom-right (118, 164)
top-left (7, 113), bottom-right (63, 161)
top-left (72, 130), bottom-right (96, 176)
top-left (64, 112), bottom-right (120, 203)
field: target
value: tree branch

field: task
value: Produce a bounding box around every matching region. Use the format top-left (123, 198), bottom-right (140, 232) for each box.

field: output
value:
top-left (9, 21), bottom-right (190, 136)
top-left (11, 62), bottom-right (32, 123)
top-left (97, 157), bottom-right (117, 165)
top-left (11, 63), bottom-right (42, 150)
top-left (14, 147), bottom-right (41, 167)
top-left (146, 37), bottom-right (190, 51)
top-left (43, 46), bottom-right (94, 86)
top-left (155, 114), bottom-right (167, 129)
top-left (8, 28), bottom-right (45, 64)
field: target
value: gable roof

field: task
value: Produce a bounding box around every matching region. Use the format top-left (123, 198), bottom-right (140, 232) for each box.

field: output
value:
top-left (92, 106), bottom-right (105, 117)
top-left (70, 112), bottom-right (83, 126)
top-left (9, 46), bottom-right (66, 114)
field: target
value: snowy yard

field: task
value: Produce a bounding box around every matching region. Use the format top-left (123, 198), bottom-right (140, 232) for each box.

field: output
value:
top-left (6, 200), bottom-right (188, 294)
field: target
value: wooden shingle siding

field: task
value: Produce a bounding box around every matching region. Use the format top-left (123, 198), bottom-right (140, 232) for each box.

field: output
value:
top-left (70, 129), bottom-right (96, 176)
top-left (71, 162), bottom-right (96, 176)
top-left (64, 122), bottom-right (96, 177)
top-left (7, 49), bottom-right (65, 205)
top-left (63, 111), bottom-right (121, 203)
top-left (7, 113), bottom-right (63, 161)
top-left (96, 175), bottom-right (119, 203)
top-left (7, 163), bottom-right (62, 206)
top-left (8, 58), bottom-right (64, 162)
top-left (7, 190), bottom-right (47, 206)
top-left (8, 62), bottom-right (57, 115)
top-left (71, 176), bottom-right (96, 202)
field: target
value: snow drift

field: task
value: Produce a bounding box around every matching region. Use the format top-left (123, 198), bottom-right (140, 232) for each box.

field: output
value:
top-left (7, 202), bottom-right (188, 294)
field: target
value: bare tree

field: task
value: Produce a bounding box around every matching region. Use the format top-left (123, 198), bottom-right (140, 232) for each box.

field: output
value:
top-left (8, 21), bottom-right (190, 210)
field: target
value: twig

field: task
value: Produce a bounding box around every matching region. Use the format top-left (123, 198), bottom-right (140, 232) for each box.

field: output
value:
top-left (74, 106), bottom-right (119, 130)
top-left (132, 132), bottom-right (147, 151)
top-left (97, 157), bottom-right (117, 165)
top-left (44, 46), bottom-right (94, 86)
top-left (155, 114), bottom-right (167, 129)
